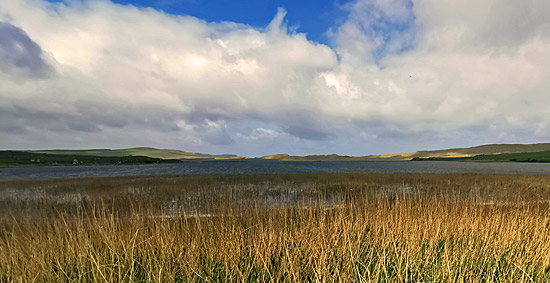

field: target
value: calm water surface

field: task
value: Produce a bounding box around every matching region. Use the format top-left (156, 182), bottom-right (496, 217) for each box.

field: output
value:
top-left (2, 160), bottom-right (550, 180)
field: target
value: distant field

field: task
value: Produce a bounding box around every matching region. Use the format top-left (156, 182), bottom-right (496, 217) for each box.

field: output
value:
top-left (1, 173), bottom-right (550, 281)
top-left (415, 150), bottom-right (550, 162)
top-left (466, 150), bottom-right (550, 162)
top-left (0, 151), bottom-right (178, 166)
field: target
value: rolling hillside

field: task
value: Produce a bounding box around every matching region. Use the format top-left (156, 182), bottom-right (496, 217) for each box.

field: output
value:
top-left (12, 143), bottom-right (550, 162)
top-left (415, 150), bottom-right (550, 163)
top-left (31, 147), bottom-right (238, 160)
top-left (0, 151), bottom-right (178, 166)
top-left (398, 143), bottom-right (550, 160)
top-left (260, 143), bottom-right (550, 161)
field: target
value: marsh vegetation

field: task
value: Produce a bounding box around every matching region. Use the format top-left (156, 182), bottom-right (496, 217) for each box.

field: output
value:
top-left (1, 173), bottom-right (550, 282)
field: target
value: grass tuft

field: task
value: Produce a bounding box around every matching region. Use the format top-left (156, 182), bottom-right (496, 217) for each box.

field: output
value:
top-left (1, 173), bottom-right (550, 281)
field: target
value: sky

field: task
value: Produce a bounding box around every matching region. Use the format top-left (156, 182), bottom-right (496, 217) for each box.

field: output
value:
top-left (0, 0), bottom-right (549, 157)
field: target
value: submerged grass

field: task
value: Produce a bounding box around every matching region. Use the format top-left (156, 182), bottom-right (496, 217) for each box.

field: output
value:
top-left (1, 173), bottom-right (550, 282)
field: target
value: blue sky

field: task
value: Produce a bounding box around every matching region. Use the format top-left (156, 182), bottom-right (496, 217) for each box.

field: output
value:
top-left (1, 0), bottom-right (550, 156)
top-left (46, 0), bottom-right (353, 45)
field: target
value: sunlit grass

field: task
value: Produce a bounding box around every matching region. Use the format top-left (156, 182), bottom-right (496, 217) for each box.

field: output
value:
top-left (1, 173), bottom-right (550, 282)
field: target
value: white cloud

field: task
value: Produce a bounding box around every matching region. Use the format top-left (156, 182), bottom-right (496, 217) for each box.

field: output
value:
top-left (0, 0), bottom-right (549, 155)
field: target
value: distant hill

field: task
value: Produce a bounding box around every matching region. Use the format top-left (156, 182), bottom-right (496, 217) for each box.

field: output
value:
top-left (392, 143), bottom-right (550, 160)
top-left (0, 151), bottom-right (178, 166)
top-left (14, 143), bottom-right (550, 162)
top-left (415, 150), bottom-right (550, 163)
top-left (31, 147), bottom-right (238, 160)
top-left (260, 154), bottom-right (373, 161)
top-left (260, 143), bottom-right (550, 161)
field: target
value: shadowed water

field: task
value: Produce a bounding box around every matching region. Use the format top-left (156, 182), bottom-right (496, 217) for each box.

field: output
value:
top-left (2, 160), bottom-right (550, 180)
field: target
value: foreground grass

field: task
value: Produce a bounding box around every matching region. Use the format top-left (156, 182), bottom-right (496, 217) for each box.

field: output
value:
top-left (1, 173), bottom-right (550, 282)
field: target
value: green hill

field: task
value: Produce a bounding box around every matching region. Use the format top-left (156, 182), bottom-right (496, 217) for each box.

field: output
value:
top-left (10, 143), bottom-right (550, 163)
top-left (416, 150), bottom-right (550, 163)
top-left (469, 150), bottom-right (550, 162)
top-left (0, 151), bottom-right (178, 167)
top-left (260, 143), bottom-right (550, 161)
top-left (31, 147), bottom-right (238, 160)
top-left (405, 143), bottom-right (550, 159)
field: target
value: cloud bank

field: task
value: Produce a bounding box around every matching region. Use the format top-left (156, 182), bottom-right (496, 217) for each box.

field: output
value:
top-left (0, 0), bottom-right (549, 155)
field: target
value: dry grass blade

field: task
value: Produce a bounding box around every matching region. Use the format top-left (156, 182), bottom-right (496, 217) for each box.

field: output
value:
top-left (0, 173), bottom-right (550, 282)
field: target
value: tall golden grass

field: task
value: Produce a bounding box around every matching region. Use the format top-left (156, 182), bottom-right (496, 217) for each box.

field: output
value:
top-left (1, 173), bottom-right (550, 282)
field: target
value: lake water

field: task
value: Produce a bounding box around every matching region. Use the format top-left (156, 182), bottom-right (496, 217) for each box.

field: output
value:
top-left (2, 160), bottom-right (550, 180)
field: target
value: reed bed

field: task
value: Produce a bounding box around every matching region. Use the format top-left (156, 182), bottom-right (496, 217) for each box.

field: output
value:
top-left (1, 173), bottom-right (550, 282)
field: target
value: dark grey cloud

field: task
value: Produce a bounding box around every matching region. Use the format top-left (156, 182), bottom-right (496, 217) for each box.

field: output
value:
top-left (184, 103), bottom-right (244, 125)
top-left (0, 118), bottom-right (28, 134)
top-left (184, 104), bottom-right (335, 141)
top-left (0, 22), bottom-right (53, 77)
top-left (0, 101), bottom-right (193, 135)
top-left (0, 103), bottom-right (100, 133)
top-left (275, 109), bottom-right (335, 141)
top-left (202, 128), bottom-right (235, 145)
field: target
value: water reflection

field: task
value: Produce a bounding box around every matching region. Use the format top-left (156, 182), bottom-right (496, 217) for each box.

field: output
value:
top-left (2, 160), bottom-right (550, 180)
